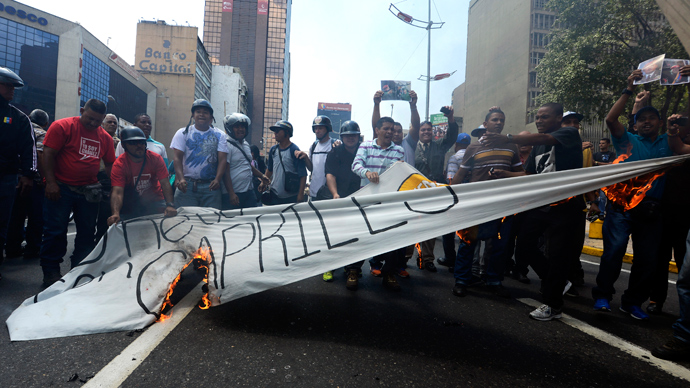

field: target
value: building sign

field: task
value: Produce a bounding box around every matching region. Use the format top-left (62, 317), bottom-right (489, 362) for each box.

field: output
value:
top-left (136, 38), bottom-right (195, 75)
top-left (258, 0), bottom-right (268, 15)
top-left (0, 3), bottom-right (48, 26)
top-left (318, 103), bottom-right (352, 112)
top-left (109, 52), bottom-right (141, 80)
top-left (222, 1), bottom-right (233, 12)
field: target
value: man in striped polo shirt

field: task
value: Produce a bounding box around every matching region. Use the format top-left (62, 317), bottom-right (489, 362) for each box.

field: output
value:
top-left (351, 116), bottom-right (406, 290)
top-left (450, 108), bottom-right (524, 298)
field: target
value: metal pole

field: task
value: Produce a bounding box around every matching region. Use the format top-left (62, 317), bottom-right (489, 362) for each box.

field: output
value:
top-left (425, 0), bottom-right (431, 121)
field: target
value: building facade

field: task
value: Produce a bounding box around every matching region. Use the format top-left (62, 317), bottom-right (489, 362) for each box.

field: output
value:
top-left (462, 0), bottom-right (554, 134)
top-left (203, 0), bottom-right (291, 150)
top-left (0, 0), bottom-right (156, 127)
top-left (135, 20), bottom-right (212, 155)
top-left (211, 65), bottom-right (248, 118)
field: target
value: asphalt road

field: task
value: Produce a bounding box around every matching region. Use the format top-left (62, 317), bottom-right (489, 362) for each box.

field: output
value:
top-left (0, 232), bottom-right (688, 387)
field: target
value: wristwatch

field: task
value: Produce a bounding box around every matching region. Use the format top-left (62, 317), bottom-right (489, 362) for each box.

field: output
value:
top-left (621, 88), bottom-right (633, 96)
top-left (506, 133), bottom-right (514, 142)
top-left (166, 202), bottom-right (175, 208)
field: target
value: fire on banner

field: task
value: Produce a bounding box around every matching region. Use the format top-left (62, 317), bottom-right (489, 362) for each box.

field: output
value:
top-left (6, 157), bottom-right (688, 341)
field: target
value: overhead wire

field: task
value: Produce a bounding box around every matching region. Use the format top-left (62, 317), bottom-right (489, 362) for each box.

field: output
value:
top-left (393, 31), bottom-right (427, 79)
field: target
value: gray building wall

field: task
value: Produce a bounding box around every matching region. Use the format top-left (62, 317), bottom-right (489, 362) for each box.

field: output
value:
top-left (464, 0), bottom-right (531, 135)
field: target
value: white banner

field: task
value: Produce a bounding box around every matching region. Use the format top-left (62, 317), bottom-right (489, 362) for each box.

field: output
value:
top-left (6, 156), bottom-right (688, 341)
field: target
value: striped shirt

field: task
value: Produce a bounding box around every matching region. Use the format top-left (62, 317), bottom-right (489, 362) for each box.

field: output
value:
top-left (460, 143), bottom-right (522, 183)
top-left (352, 139), bottom-right (405, 187)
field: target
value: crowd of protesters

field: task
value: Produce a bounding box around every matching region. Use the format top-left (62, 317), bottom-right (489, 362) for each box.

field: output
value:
top-left (1, 63), bottom-right (690, 361)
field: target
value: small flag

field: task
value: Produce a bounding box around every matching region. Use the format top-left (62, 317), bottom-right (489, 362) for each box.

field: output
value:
top-left (3, 117), bottom-right (12, 124)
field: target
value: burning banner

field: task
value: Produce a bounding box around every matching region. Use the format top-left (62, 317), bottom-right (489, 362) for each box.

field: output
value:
top-left (6, 156), bottom-right (689, 341)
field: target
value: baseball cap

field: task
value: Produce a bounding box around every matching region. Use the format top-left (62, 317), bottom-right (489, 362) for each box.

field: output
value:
top-left (562, 111), bottom-right (584, 122)
top-left (470, 124), bottom-right (486, 137)
top-left (456, 133), bottom-right (471, 144)
top-left (633, 106), bottom-right (661, 124)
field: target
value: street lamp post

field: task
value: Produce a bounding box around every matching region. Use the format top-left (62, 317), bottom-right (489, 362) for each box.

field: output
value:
top-left (389, 2), bottom-right (444, 121)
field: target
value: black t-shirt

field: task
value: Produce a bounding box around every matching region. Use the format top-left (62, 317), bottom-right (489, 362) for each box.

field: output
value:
top-left (593, 151), bottom-right (616, 164)
top-left (324, 144), bottom-right (361, 197)
top-left (525, 126), bottom-right (583, 174)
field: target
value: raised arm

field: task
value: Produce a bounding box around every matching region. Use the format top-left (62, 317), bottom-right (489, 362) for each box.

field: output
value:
top-left (606, 70), bottom-right (642, 139)
top-left (439, 106), bottom-right (458, 150)
top-left (372, 90), bottom-right (382, 137)
top-left (408, 91), bottom-right (420, 143)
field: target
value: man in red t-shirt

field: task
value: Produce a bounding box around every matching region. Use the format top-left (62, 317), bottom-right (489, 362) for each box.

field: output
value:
top-left (108, 127), bottom-right (176, 224)
top-left (40, 99), bottom-right (116, 287)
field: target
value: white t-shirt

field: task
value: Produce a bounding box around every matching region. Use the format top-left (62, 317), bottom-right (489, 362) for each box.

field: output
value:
top-left (170, 125), bottom-right (228, 180)
top-left (309, 140), bottom-right (333, 198)
top-left (226, 137), bottom-right (253, 193)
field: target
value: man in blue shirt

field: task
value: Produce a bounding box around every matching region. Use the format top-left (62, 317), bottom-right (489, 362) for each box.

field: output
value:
top-left (592, 69), bottom-right (675, 320)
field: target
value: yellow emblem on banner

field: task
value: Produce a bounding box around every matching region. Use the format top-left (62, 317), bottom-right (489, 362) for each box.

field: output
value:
top-left (397, 174), bottom-right (447, 192)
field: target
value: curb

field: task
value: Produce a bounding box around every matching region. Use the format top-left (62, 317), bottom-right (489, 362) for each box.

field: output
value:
top-left (582, 245), bottom-right (679, 274)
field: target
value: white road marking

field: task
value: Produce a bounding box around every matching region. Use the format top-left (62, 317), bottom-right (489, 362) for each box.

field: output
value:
top-left (581, 259), bottom-right (676, 285)
top-left (518, 298), bottom-right (690, 383)
top-left (67, 232), bottom-right (76, 236)
top-left (83, 282), bottom-right (204, 388)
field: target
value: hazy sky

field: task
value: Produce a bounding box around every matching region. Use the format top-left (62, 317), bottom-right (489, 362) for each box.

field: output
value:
top-left (19, 0), bottom-right (469, 150)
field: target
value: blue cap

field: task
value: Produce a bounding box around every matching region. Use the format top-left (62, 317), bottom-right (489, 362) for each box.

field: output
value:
top-left (456, 133), bottom-right (471, 144)
top-left (633, 106), bottom-right (661, 124)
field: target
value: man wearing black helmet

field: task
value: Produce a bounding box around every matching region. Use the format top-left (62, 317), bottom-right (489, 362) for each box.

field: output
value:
top-left (0, 67), bottom-right (36, 280)
top-left (295, 115), bottom-right (337, 202)
top-left (108, 127), bottom-right (176, 224)
top-left (170, 99), bottom-right (228, 209)
top-left (324, 121), bottom-right (365, 289)
top-left (261, 120), bottom-right (308, 205)
top-left (222, 113), bottom-right (269, 209)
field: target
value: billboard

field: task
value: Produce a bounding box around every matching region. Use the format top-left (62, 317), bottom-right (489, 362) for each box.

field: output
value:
top-left (316, 103), bottom-right (352, 140)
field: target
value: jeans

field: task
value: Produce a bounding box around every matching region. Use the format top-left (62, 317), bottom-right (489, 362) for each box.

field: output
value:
top-left (0, 174), bottom-right (18, 263)
top-left (650, 205), bottom-right (690, 305)
top-left (94, 171), bottom-right (111, 244)
top-left (517, 201), bottom-right (584, 309)
top-left (40, 183), bottom-right (99, 271)
top-left (174, 180), bottom-right (222, 209)
top-left (6, 183), bottom-right (44, 256)
top-left (221, 190), bottom-right (258, 210)
top-left (454, 217), bottom-right (513, 286)
top-left (673, 230), bottom-right (690, 343)
top-left (598, 190), bottom-right (607, 213)
top-left (592, 200), bottom-right (663, 306)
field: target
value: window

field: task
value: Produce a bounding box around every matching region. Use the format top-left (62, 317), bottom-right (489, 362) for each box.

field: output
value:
top-left (0, 17), bottom-right (59, 119)
top-left (532, 32), bottom-right (549, 48)
top-left (530, 51), bottom-right (545, 66)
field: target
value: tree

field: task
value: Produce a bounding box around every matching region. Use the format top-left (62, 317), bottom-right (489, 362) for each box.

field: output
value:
top-left (537, 0), bottom-right (689, 129)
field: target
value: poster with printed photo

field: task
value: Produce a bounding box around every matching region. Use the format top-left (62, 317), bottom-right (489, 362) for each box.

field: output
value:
top-left (660, 59), bottom-right (690, 85)
top-left (634, 54), bottom-right (665, 85)
top-left (381, 80), bottom-right (412, 101)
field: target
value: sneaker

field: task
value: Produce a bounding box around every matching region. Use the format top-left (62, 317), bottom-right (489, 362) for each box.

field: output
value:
top-left (563, 281), bottom-right (579, 297)
top-left (562, 281), bottom-right (572, 295)
top-left (423, 262), bottom-right (438, 272)
top-left (436, 257), bottom-right (454, 268)
top-left (382, 273), bottom-right (401, 291)
top-left (651, 337), bottom-right (690, 361)
top-left (593, 298), bottom-right (611, 312)
top-left (396, 268), bottom-right (410, 278)
top-left (370, 264), bottom-right (382, 277)
top-left (487, 284), bottom-right (511, 298)
top-left (322, 271), bottom-right (334, 282)
top-left (452, 283), bottom-right (467, 297)
top-left (346, 270), bottom-right (358, 291)
top-left (646, 301), bottom-right (663, 315)
top-left (529, 304), bottom-right (562, 321)
top-left (620, 304), bottom-right (649, 320)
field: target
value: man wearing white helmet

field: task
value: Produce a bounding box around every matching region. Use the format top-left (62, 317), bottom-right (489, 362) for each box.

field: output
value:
top-left (222, 113), bottom-right (269, 209)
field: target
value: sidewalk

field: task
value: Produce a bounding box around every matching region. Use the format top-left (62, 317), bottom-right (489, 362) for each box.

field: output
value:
top-left (582, 221), bottom-right (679, 274)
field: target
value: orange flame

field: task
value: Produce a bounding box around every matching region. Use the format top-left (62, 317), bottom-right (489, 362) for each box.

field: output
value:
top-left (456, 229), bottom-right (472, 244)
top-left (415, 243), bottom-right (422, 269)
top-left (602, 144), bottom-right (665, 211)
top-left (194, 247), bottom-right (212, 310)
top-left (156, 247), bottom-right (212, 322)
